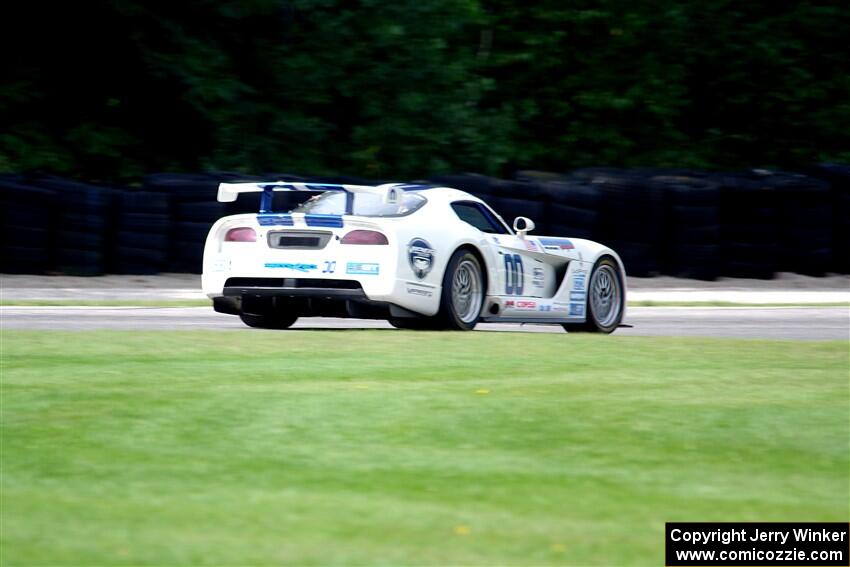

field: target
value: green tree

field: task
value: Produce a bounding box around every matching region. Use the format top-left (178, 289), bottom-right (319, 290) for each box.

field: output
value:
top-left (2, 0), bottom-right (848, 180)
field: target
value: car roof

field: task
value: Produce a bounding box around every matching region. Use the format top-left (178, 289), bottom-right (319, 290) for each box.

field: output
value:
top-left (403, 185), bottom-right (485, 205)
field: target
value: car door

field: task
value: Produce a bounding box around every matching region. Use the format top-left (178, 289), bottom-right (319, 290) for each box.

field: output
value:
top-left (490, 232), bottom-right (555, 299)
top-left (450, 200), bottom-right (553, 300)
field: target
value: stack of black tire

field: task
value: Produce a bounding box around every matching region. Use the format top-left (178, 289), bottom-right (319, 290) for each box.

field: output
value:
top-left (111, 188), bottom-right (170, 274)
top-left (570, 168), bottom-right (663, 277)
top-left (811, 164), bottom-right (850, 274)
top-left (763, 170), bottom-right (833, 276)
top-left (29, 176), bottom-right (117, 276)
top-left (3, 167), bottom-right (848, 280)
top-left (427, 173), bottom-right (497, 200)
top-left (485, 179), bottom-right (547, 230)
top-left (538, 179), bottom-right (601, 241)
top-left (145, 172), bottom-right (300, 274)
top-left (715, 172), bottom-right (779, 279)
top-left (652, 172), bottom-right (721, 280)
top-left (0, 175), bottom-right (55, 274)
top-left (144, 174), bottom-right (226, 273)
top-left (428, 174), bottom-right (549, 231)
top-left (424, 174), bottom-right (489, 215)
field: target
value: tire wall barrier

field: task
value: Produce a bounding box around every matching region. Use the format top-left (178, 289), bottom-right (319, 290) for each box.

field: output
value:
top-left (1, 167), bottom-right (847, 278)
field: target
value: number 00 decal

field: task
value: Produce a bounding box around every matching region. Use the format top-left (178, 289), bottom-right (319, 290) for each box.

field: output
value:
top-left (504, 254), bottom-right (524, 295)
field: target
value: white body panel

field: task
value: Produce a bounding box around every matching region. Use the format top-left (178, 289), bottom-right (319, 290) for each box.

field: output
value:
top-left (202, 185), bottom-right (626, 324)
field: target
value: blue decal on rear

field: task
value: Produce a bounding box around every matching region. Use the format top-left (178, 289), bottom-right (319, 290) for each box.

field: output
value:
top-left (305, 214), bottom-right (344, 228)
top-left (569, 291), bottom-right (586, 302)
top-left (569, 303), bottom-right (585, 316)
top-left (264, 263), bottom-right (317, 272)
top-left (257, 214), bottom-right (294, 226)
top-left (346, 262), bottom-right (380, 275)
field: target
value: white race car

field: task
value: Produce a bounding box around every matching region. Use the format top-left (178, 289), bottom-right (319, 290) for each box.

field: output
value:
top-left (202, 182), bottom-right (626, 332)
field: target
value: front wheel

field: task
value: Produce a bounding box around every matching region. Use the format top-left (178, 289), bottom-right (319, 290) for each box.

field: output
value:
top-left (562, 257), bottom-right (624, 334)
top-left (438, 249), bottom-right (485, 331)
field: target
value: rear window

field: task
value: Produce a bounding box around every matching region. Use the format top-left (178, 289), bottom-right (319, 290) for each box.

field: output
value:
top-left (292, 191), bottom-right (426, 217)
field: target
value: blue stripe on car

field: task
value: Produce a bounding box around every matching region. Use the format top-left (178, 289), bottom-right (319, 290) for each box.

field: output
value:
top-left (305, 184), bottom-right (346, 192)
top-left (305, 214), bottom-right (344, 228)
top-left (259, 183), bottom-right (299, 191)
top-left (397, 184), bottom-right (438, 191)
top-left (257, 214), bottom-right (294, 226)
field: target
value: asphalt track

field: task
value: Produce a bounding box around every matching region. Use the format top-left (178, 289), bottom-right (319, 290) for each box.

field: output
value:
top-left (1, 306), bottom-right (847, 340)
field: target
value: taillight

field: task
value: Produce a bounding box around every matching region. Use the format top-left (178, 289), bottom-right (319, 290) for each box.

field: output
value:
top-left (340, 230), bottom-right (388, 245)
top-left (225, 227), bottom-right (257, 242)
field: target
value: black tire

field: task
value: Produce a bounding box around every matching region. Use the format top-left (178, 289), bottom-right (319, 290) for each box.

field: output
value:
top-left (118, 230), bottom-right (170, 250)
top-left (668, 205), bottom-right (719, 226)
top-left (490, 179), bottom-right (546, 200)
top-left (562, 257), bottom-right (625, 334)
top-left (541, 181), bottom-right (602, 207)
top-left (486, 196), bottom-right (545, 227)
top-left (111, 262), bottom-right (160, 276)
top-left (547, 223), bottom-right (594, 240)
top-left (547, 203), bottom-right (598, 229)
top-left (119, 191), bottom-right (170, 213)
top-left (438, 249), bottom-right (485, 331)
top-left (3, 206), bottom-right (52, 228)
top-left (173, 221), bottom-right (214, 241)
top-left (604, 242), bottom-right (657, 277)
top-left (143, 173), bottom-right (220, 201)
top-left (1, 245), bottom-right (51, 273)
top-left (239, 296), bottom-right (299, 329)
top-left (239, 312), bottom-right (299, 329)
top-left (3, 225), bottom-right (50, 247)
top-left (119, 213), bottom-right (170, 232)
top-left (428, 174), bottom-right (495, 196)
top-left (667, 225), bottom-right (720, 245)
top-left (662, 183), bottom-right (720, 207)
top-left (57, 248), bottom-right (104, 276)
top-left (57, 229), bottom-right (103, 249)
top-left (61, 212), bottom-right (107, 231)
top-left (175, 202), bottom-right (229, 222)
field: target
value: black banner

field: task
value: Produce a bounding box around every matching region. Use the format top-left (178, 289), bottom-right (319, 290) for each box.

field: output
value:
top-left (666, 523), bottom-right (849, 566)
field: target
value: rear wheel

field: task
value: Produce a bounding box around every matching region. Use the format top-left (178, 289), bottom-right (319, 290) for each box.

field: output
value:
top-left (562, 257), bottom-right (624, 334)
top-left (239, 311), bottom-right (298, 329)
top-left (239, 296), bottom-right (298, 329)
top-left (438, 249), bottom-right (484, 331)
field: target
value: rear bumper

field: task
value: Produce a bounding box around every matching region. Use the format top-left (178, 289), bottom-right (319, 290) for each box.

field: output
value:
top-left (214, 287), bottom-right (419, 320)
top-left (204, 269), bottom-right (440, 317)
top-left (222, 277), bottom-right (368, 300)
top-left (224, 287), bottom-right (367, 299)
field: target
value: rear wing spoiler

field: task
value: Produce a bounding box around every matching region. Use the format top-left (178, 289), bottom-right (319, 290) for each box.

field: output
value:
top-left (217, 182), bottom-right (404, 214)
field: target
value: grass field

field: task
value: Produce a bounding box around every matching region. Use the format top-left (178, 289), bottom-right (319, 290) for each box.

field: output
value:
top-left (1, 330), bottom-right (847, 565)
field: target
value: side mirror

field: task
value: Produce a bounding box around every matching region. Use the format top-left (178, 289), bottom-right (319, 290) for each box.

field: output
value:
top-left (513, 216), bottom-right (536, 236)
